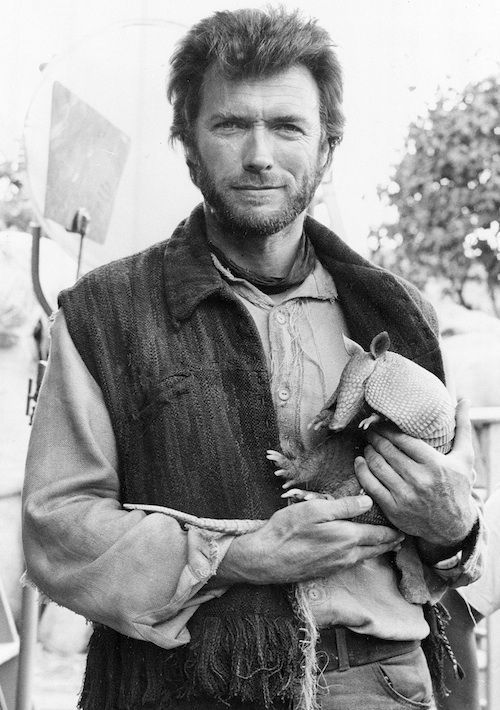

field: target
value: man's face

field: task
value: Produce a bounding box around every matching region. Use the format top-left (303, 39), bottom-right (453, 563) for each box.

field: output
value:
top-left (190, 64), bottom-right (329, 237)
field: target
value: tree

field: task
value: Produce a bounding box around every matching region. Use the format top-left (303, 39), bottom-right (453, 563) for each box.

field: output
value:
top-left (369, 76), bottom-right (500, 316)
top-left (0, 154), bottom-right (35, 232)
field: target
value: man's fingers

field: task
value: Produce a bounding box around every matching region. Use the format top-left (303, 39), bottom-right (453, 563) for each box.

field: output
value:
top-left (359, 539), bottom-right (404, 561)
top-left (451, 398), bottom-right (474, 460)
top-left (326, 494), bottom-right (374, 520)
top-left (363, 444), bottom-right (404, 488)
top-left (305, 494), bottom-right (373, 522)
top-left (354, 522), bottom-right (404, 546)
top-left (366, 427), bottom-right (434, 466)
top-left (354, 455), bottom-right (393, 507)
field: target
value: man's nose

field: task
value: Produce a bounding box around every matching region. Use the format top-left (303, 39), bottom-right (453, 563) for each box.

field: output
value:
top-left (242, 127), bottom-right (273, 172)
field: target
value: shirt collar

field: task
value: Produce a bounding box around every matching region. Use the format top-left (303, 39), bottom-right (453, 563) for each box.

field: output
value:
top-left (162, 204), bottom-right (443, 381)
top-left (163, 204), bottom-right (343, 322)
top-left (162, 205), bottom-right (229, 322)
top-left (211, 252), bottom-right (338, 310)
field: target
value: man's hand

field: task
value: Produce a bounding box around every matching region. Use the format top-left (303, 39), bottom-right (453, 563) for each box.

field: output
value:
top-left (215, 495), bottom-right (404, 586)
top-left (354, 399), bottom-right (477, 549)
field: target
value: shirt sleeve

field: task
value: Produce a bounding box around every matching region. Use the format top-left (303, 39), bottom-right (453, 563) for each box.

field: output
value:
top-left (426, 501), bottom-right (484, 594)
top-left (22, 310), bottom-right (234, 650)
top-left (419, 345), bottom-right (485, 598)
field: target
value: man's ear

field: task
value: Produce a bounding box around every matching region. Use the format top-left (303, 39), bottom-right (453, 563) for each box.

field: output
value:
top-left (184, 143), bottom-right (199, 186)
top-left (325, 138), bottom-right (339, 171)
top-left (318, 138), bottom-right (335, 176)
top-left (319, 139), bottom-right (330, 170)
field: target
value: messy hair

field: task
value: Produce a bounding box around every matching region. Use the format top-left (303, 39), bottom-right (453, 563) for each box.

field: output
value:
top-left (167, 7), bottom-right (344, 151)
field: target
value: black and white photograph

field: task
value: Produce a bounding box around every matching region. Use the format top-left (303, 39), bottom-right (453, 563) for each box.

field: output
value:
top-left (0, 1), bottom-right (499, 708)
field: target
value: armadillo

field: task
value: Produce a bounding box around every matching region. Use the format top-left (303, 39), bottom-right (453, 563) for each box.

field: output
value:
top-left (267, 330), bottom-right (456, 509)
top-left (266, 331), bottom-right (456, 606)
top-left (310, 330), bottom-right (455, 452)
top-left (125, 331), bottom-right (456, 602)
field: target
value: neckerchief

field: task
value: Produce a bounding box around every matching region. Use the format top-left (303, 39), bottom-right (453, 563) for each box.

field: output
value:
top-left (207, 232), bottom-right (316, 294)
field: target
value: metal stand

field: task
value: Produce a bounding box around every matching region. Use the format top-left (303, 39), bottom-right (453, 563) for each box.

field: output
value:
top-left (71, 208), bottom-right (91, 279)
top-left (29, 208), bottom-right (92, 318)
top-left (17, 211), bottom-right (91, 709)
top-left (0, 577), bottom-right (20, 710)
top-left (14, 587), bottom-right (38, 710)
top-left (26, 362), bottom-right (47, 427)
top-left (29, 225), bottom-right (52, 318)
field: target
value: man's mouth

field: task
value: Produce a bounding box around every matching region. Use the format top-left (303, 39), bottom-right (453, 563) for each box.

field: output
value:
top-left (233, 185), bottom-right (282, 190)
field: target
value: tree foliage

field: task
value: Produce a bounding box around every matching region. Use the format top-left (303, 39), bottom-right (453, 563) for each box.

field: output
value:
top-left (0, 155), bottom-right (35, 232)
top-left (369, 76), bottom-right (500, 316)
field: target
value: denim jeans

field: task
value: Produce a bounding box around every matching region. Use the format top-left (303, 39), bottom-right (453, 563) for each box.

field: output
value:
top-left (318, 647), bottom-right (436, 709)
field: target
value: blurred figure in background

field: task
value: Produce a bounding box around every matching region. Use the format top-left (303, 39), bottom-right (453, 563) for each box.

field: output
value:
top-left (441, 487), bottom-right (500, 710)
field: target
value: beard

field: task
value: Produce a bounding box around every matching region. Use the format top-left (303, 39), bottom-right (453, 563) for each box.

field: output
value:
top-left (190, 153), bottom-right (325, 238)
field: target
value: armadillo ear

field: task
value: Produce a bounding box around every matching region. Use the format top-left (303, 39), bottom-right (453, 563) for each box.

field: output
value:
top-left (370, 331), bottom-right (391, 359)
top-left (342, 334), bottom-right (364, 357)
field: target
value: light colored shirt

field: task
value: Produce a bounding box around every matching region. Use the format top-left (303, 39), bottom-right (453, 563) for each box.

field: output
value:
top-left (213, 256), bottom-right (351, 452)
top-left (217, 259), bottom-right (428, 639)
top-left (23, 260), bottom-right (480, 649)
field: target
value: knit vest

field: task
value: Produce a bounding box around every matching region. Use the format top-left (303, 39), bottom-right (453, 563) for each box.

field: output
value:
top-left (59, 205), bottom-right (444, 710)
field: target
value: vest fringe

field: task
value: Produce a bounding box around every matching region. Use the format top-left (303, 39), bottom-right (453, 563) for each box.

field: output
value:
top-left (183, 614), bottom-right (301, 707)
top-left (79, 618), bottom-right (301, 710)
top-left (422, 602), bottom-right (464, 700)
top-left (293, 584), bottom-right (320, 710)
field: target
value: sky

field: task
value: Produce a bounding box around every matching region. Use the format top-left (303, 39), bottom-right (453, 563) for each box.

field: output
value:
top-left (1, 0), bottom-right (500, 253)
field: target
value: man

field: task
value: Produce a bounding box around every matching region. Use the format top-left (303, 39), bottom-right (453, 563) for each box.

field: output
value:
top-left (23, 8), bottom-right (482, 710)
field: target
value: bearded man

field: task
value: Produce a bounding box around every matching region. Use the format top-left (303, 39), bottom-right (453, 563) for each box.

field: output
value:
top-left (23, 8), bottom-right (482, 710)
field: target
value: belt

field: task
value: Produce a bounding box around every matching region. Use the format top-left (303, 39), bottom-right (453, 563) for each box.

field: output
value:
top-left (317, 626), bottom-right (420, 672)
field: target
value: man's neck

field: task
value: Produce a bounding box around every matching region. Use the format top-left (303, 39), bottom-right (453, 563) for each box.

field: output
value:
top-left (204, 204), bottom-right (306, 277)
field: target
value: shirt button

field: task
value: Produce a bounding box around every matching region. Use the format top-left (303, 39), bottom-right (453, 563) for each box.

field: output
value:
top-left (278, 387), bottom-right (290, 401)
top-left (276, 312), bottom-right (287, 325)
top-left (308, 587), bottom-right (319, 601)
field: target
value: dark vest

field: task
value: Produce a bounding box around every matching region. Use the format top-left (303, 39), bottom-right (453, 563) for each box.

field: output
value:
top-left (59, 205), bottom-right (444, 709)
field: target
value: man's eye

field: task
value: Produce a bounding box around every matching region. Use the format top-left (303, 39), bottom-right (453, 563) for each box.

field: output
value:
top-left (274, 123), bottom-right (302, 134)
top-left (215, 120), bottom-right (244, 130)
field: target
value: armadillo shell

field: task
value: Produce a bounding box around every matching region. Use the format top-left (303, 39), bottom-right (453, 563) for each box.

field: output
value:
top-left (352, 501), bottom-right (392, 527)
top-left (424, 436), bottom-right (453, 454)
top-left (365, 351), bottom-right (456, 452)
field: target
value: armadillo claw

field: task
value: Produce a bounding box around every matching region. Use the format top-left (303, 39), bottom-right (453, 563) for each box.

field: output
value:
top-left (281, 488), bottom-right (306, 500)
top-left (358, 412), bottom-right (383, 430)
top-left (310, 419), bottom-right (326, 432)
top-left (308, 411), bottom-right (330, 431)
top-left (266, 449), bottom-right (290, 468)
top-left (281, 488), bottom-right (333, 501)
top-left (266, 449), bottom-right (282, 460)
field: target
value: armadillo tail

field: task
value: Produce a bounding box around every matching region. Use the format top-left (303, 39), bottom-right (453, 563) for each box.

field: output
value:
top-left (123, 503), bottom-right (266, 535)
